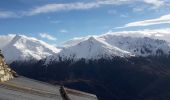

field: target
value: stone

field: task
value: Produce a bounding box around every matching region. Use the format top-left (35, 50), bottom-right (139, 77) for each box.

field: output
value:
top-left (0, 50), bottom-right (13, 82)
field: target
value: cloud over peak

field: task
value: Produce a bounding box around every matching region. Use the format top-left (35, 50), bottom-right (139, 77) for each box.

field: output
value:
top-left (0, 34), bottom-right (15, 48)
top-left (106, 28), bottom-right (170, 42)
top-left (39, 33), bottom-right (57, 41)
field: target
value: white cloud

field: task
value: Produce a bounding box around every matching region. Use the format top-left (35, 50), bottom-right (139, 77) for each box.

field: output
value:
top-left (131, 0), bottom-right (164, 13)
top-left (120, 14), bottom-right (128, 18)
top-left (116, 14), bottom-right (170, 28)
top-left (0, 34), bottom-right (15, 49)
top-left (132, 7), bottom-right (144, 12)
top-left (96, 0), bottom-right (131, 5)
top-left (0, 0), bottom-right (166, 18)
top-left (0, 0), bottom-right (165, 18)
top-left (143, 0), bottom-right (165, 8)
top-left (25, 2), bottom-right (99, 16)
top-left (26, 0), bottom-right (133, 16)
top-left (24, 0), bottom-right (166, 16)
top-left (96, 0), bottom-right (165, 8)
top-left (0, 11), bottom-right (18, 18)
top-left (39, 33), bottom-right (57, 41)
top-left (106, 28), bottom-right (170, 42)
top-left (60, 29), bottom-right (68, 33)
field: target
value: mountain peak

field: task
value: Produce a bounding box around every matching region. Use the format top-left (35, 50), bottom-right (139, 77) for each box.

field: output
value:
top-left (63, 35), bottom-right (170, 57)
top-left (2, 35), bottom-right (61, 64)
top-left (86, 36), bottom-right (104, 46)
top-left (88, 36), bottom-right (96, 41)
top-left (78, 36), bottom-right (112, 48)
top-left (10, 35), bottom-right (21, 43)
top-left (46, 36), bottom-right (132, 63)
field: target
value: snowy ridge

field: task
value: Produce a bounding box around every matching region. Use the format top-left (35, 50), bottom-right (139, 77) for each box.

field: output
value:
top-left (1, 33), bottom-right (170, 64)
top-left (63, 36), bottom-right (93, 47)
top-left (2, 35), bottom-right (61, 64)
top-left (46, 37), bottom-right (132, 63)
top-left (63, 34), bottom-right (170, 57)
top-left (99, 34), bottom-right (170, 56)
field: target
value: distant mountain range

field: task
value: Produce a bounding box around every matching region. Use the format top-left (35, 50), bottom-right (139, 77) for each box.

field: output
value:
top-left (1, 34), bottom-right (170, 64)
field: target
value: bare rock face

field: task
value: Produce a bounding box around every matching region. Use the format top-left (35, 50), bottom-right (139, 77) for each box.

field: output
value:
top-left (0, 50), bottom-right (13, 82)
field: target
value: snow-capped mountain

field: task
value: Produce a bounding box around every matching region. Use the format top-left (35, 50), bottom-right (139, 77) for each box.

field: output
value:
top-left (1, 33), bottom-right (170, 64)
top-left (63, 34), bottom-right (170, 57)
top-left (46, 37), bottom-right (132, 63)
top-left (2, 35), bottom-right (61, 64)
top-left (99, 34), bottom-right (170, 56)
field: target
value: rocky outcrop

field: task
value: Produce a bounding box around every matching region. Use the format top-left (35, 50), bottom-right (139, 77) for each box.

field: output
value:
top-left (0, 50), bottom-right (13, 82)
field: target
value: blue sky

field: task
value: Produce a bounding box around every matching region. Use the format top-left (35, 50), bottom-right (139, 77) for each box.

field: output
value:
top-left (0, 0), bottom-right (170, 45)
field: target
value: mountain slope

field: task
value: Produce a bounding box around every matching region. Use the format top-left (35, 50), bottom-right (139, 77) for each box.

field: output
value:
top-left (99, 34), bottom-right (170, 56)
top-left (2, 35), bottom-right (61, 64)
top-left (46, 37), bottom-right (132, 63)
top-left (11, 54), bottom-right (170, 100)
top-left (63, 35), bottom-right (170, 56)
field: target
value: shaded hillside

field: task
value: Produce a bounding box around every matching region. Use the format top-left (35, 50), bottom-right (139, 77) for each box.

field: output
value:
top-left (10, 56), bottom-right (170, 100)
